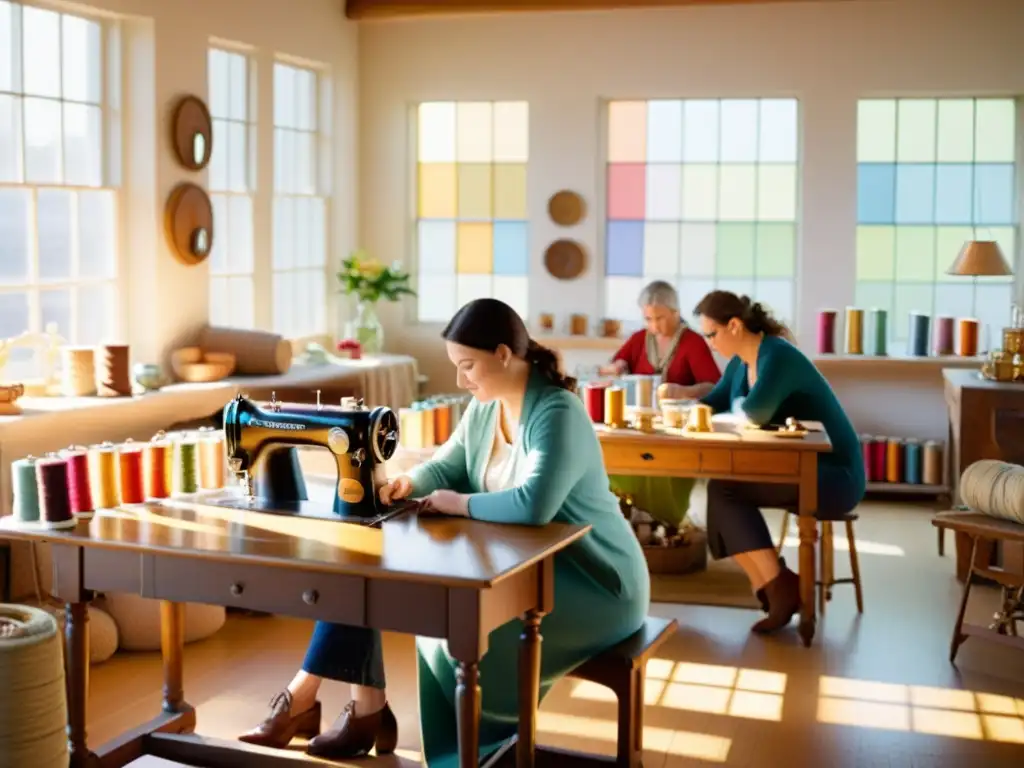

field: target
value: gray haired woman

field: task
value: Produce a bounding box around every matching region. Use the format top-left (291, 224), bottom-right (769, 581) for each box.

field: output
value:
top-left (599, 280), bottom-right (722, 527)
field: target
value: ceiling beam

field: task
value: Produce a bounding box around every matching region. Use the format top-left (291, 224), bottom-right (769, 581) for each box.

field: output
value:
top-left (345, 0), bottom-right (842, 21)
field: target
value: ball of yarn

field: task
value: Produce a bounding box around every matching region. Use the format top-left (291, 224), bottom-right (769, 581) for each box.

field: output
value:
top-left (959, 460), bottom-right (1024, 525)
top-left (0, 604), bottom-right (70, 768)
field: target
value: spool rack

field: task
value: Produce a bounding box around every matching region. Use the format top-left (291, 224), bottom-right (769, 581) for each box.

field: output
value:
top-left (861, 435), bottom-right (950, 500)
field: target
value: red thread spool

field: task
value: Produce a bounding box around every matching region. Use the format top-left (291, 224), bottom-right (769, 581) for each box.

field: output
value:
top-left (119, 446), bottom-right (145, 504)
top-left (869, 437), bottom-right (887, 482)
top-left (584, 383), bottom-right (609, 423)
top-left (860, 435), bottom-right (874, 480)
top-left (144, 441), bottom-right (170, 499)
top-left (817, 310), bottom-right (837, 354)
top-left (36, 456), bottom-right (76, 530)
top-left (63, 448), bottom-right (94, 519)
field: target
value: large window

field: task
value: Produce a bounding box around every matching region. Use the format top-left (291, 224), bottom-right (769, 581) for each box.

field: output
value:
top-left (0, 1), bottom-right (118, 376)
top-left (605, 99), bottom-right (800, 326)
top-left (855, 98), bottom-right (1017, 347)
top-left (272, 61), bottom-right (327, 338)
top-left (415, 101), bottom-right (529, 323)
top-left (208, 47), bottom-right (255, 328)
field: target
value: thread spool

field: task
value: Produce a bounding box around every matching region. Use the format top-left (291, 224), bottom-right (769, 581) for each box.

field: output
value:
top-left (144, 434), bottom-right (171, 499)
top-left (584, 383), bottom-right (608, 423)
top-left (604, 386), bottom-right (626, 428)
top-left (176, 438), bottom-right (198, 494)
top-left (61, 447), bottom-right (94, 519)
top-left (959, 460), bottom-right (1024, 525)
top-left (860, 435), bottom-right (874, 481)
top-left (569, 314), bottom-right (588, 336)
top-left (0, 605), bottom-right (70, 768)
top-left (904, 439), bottom-right (922, 484)
top-left (933, 316), bottom-right (955, 355)
top-left (59, 346), bottom-right (97, 396)
top-left (885, 438), bottom-right (903, 484)
top-left (907, 313), bottom-right (930, 357)
top-left (199, 431), bottom-right (226, 490)
top-left (922, 441), bottom-right (944, 486)
top-left (817, 310), bottom-right (837, 354)
top-left (118, 442), bottom-right (145, 504)
top-left (36, 456), bottom-right (75, 530)
top-left (957, 319), bottom-right (979, 357)
top-left (686, 403), bottom-right (713, 433)
top-left (845, 307), bottom-right (864, 354)
top-left (89, 442), bottom-right (119, 508)
top-left (399, 408), bottom-right (424, 448)
top-left (12, 456), bottom-right (40, 524)
top-left (95, 343), bottom-right (132, 397)
top-left (869, 437), bottom-right (887, 482)
top-left (867, 308), bottom-right (888, 356)
top-left (433, 403), bottom-right (453, 445)
top-left (633, 376), bottom-right (655, 409)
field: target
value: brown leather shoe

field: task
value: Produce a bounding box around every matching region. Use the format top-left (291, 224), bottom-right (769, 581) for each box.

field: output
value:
top-left (306, 700), bottom-right (398, 759)
top-left (238, 690), bottom-right (321, 749)
top-left (751, 566), bottom-right (801, 634)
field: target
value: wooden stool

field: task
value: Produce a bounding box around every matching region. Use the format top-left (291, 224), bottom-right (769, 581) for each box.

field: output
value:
top-left (933, 511), bottom-right (1024, 663)
top-left (564, 616), bottom-right (678, 768)
top-left (776, 510), bottom-right (864, 615)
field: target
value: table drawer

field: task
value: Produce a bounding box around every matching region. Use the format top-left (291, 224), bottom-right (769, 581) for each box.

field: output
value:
top-left (150, 557), bottom-right (366, 625)
top-left (603, 442), bottom-right (701, 473)
top-left (732, 449), bottom-right (800, 476)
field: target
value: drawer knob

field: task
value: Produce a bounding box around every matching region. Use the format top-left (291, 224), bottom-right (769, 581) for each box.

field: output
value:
top-left (229, 583), bottom-right (244, 597)
top-left (640, 452), bottom-right (654, 461)
top-left (302, 589), bottom-right (319, 605)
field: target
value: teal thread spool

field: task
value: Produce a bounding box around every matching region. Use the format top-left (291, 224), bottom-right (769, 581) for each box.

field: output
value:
top-left (12, 456), bottom-right (40, 523)
top-left (176, 440), bottom-right (198, 494)
top-left (868, 308), bottom-right (888, 356)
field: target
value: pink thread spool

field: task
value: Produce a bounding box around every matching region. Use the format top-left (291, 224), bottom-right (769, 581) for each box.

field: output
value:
top-left (933, 316), bottom-right (954, 356)
top-left (817, 310), bottom-right (837, 354)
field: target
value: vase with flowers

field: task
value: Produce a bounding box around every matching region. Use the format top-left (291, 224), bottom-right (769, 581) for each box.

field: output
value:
top-left (336, 250), bottom-right (415, 354)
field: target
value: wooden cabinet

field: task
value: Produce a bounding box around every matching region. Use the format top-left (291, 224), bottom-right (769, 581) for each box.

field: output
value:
top-left (942, 368), bottom-right (1024, 581)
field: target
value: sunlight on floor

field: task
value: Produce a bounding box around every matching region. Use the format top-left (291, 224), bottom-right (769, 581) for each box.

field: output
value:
top-left (779, 534), bottom-right (905, 557)
top-left (818, 675), bottom-right (1024, 743)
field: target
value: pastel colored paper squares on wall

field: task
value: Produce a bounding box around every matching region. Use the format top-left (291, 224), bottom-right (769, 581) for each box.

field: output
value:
top-left (604, 97), bottom-right (800, 323)
top-left (415, 101), bottom-right (530, 321)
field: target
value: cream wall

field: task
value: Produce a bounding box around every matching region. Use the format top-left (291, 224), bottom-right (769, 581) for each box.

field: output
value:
top-left (357, 0), bottom-right (1024, 440)
top-left (47, 0), bottom-right (358, 363)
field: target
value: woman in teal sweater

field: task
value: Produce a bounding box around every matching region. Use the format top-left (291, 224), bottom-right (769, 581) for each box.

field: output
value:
top-left (239, 298), bottom-right (651, 767)
top-left (694, 291), bottom-right (865, 634)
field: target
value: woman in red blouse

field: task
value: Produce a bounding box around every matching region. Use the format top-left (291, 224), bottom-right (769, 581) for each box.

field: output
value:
top-left (600, 280), bottom-right (722, 527)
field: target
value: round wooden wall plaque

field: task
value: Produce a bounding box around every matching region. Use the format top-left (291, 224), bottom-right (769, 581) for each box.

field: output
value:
top-left (548, 190), bottom-right (586, 226)
top-left (171, 95), bottom-right (213, 171)
top-left (544, 239), bottom-right (587, 280)
top-left (164, 182), bottom-right (214, 266)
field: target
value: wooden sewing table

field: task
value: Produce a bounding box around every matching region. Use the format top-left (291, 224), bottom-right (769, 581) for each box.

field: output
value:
top-left (0, 501), bottom-right (589, 768)
top-left (597, 418), bottom-right (833, 647)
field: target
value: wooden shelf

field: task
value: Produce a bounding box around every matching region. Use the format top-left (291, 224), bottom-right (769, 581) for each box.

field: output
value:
top-left (534, 334), bottom-right (622, 351)
top-left (813, 354), bottom-right (982, 369)
top-left (865, 482), bottom-right (948, 496)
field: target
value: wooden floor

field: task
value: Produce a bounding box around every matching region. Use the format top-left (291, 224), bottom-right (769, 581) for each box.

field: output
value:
top-left (90, 500), bottom-right (1024, 768)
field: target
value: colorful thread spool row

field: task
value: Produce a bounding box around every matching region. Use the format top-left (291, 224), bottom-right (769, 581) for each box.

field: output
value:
top-left (398, 394), bottom-right (473, 449)
top-left (860, 435), bottom-right (945, 486)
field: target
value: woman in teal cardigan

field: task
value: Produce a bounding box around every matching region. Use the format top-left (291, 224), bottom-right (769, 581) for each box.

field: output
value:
top-left (694, 290), bottom-right (865, 634)
top-left (239, 298), bottom-right (651, 767)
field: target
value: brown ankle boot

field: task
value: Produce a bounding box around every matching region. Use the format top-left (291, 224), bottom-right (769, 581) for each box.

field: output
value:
top-left (306, 700), bottom-right (398, 759)
top-left (751, 567), bottom-right (801, 634)
top-left (238, 690), bottom-right (321, 748)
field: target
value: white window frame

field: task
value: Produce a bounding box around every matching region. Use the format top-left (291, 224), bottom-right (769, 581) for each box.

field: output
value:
top-left (207, 43), bottom-right (257, 329)
top-left (270, 58), bottom-right (330, 340)
top-left (0, 0), bottom-right (122, 376)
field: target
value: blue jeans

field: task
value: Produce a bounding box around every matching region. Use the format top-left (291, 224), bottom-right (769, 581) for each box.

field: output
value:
top-left (301, 623), bottom-right (387, 688)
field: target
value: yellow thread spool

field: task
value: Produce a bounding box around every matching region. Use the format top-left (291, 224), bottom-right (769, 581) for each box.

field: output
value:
top-left (199, 433), bottom-right (226, 490)
top-left (845, 307), bottom-right (865, 355)
top-left (885, 437), bottom-right (903, 483)
top-left (604, 387), bottom-right (626, 428)
top-left (686, 403), bottom-right (713, 433)
top-left (89, 442), bottom-right (119, 508)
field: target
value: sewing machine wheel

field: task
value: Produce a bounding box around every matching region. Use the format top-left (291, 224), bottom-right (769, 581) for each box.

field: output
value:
top-left (370, 407), bottom-right (400, 463)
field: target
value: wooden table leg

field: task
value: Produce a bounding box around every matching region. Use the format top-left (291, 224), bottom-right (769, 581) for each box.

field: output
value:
top-left (456, 661), bottom-right (481, 768)
top-left (65, 601), bottom-right (99, 767)
top-left (797, 455), bottom-right (819, 648)
top-left (517, 609), bottom-right (544, 768)
top-left (160, 601), bottom-right (192, 719)
top-left (950, 537), bottom-right (977, 664)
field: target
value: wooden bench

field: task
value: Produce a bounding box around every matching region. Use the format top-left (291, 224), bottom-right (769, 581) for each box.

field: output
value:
top-left (933, 511), bottom-right (1024, 663)
top-left (563, 615), bottom-right (679, 767)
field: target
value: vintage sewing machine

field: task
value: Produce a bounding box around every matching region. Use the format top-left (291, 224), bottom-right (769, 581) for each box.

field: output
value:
top-left (218, 392), bottom-right (406, 527)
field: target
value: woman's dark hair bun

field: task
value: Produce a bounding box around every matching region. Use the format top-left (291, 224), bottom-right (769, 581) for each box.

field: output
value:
top-left (525, 338), bottom-right (577, 392)
top-left (693, 290), bottom-right (788, 338)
